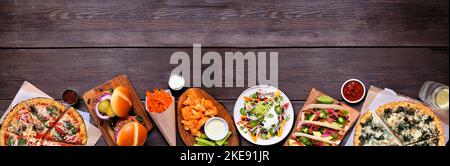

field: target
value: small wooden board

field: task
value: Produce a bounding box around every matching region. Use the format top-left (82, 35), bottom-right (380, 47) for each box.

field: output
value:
top-left (82, 74), bottom-right (153, 146)
top-left (177, 88), bottom-right (239, 146)
top-left (283, 88), bottom-right (360, 146)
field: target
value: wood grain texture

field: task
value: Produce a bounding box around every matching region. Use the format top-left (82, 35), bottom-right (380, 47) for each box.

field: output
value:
top-left (0, 48), bottom-right (447, 101)
top-left (283, 88), bottom-right (360, 146)
top-left (0, 0), bottom-right (448, 47)
top-left (177, 88), bottom-right (239, 146)
top-left (82, 74), bottom-right (153, 146)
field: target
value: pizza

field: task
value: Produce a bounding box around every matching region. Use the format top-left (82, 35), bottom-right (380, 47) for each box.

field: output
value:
top-left (44, 107), bottom-right (87, 145)
top-left (0, 131), bottom-right (41, 146)
top-left (354, 111), bottom-right (401, 146)
top-left (0, 98), bottom-right (88, 146)
top-left (27, 98), bottom-right (67, 128)
top-left (354, 101), bottom-right (446, 146)
top-left (0, 131), bottom-right (72, 146)
top-left (1, 102), bottom-right (37, 138)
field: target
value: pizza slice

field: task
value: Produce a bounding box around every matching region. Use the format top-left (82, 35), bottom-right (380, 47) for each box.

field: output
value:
top-left (44, 107), bottom-right (87, 145)
top-left (1, 102), bottom-right (38, 138)
top-left (27, 98), bottom-right (67, 128)
top-left (0, 131), bottom-right (41, 146)
top-left (376, 101), bottom-right (445, 145)
top-left (354, 111), bottom-right (401, 146)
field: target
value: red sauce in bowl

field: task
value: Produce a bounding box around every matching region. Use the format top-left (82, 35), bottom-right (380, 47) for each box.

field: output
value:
top-left (342, 81), bottom-right (364, 102)
top-left (63, 90), bottom-right (79, 105)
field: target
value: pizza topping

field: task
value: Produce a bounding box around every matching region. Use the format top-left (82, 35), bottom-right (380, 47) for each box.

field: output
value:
top-left (424, 116), bottom-right (434, 124)
top-left (29, 106), bottom-right (49, 125)
top-left (5, 108), bottom-right (38, 138)
top-left (357, 112), bottom-right (401, 146)
top-left (64, 121), bottom-right (79, 135)
top-left (386, 106), bottom-right (439, 144)
top-left (383, 108), bottom-right (392, 119)
top-left (32, 123), bottom-right (45, 132)
top-left (372, 102), bottom-right (444, 146)
top-left (6, 136), bottom-right (15, 146)
top-left (17, 138), bottom-right (27, 146)
top-left (28, 103), bottom-right (63, 128)
top-left (46, 106), bottom-right (58, 117)
top-left (41, 108), bottom-right (86, 145)
top-left (52, 130), bottom-right (64, 141)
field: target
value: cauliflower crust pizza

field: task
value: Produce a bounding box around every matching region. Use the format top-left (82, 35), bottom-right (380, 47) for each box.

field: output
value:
top-left (355, 101), bottom-right (445, 146)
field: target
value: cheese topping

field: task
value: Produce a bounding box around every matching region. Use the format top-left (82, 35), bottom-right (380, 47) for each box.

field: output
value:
top-left (358, 113), bottom-right (400, 146)
top-left (381, 106), bottom-right (438, 144)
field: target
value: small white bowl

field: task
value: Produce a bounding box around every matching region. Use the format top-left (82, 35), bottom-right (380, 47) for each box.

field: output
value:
top-left (204, 117), bottom-right (229, 141)
top-left (341, 79), bottom-right (366, 104)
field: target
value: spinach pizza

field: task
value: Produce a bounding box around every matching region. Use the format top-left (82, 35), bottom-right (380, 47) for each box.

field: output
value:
top-left (354, 111), bottom-right (401, 146)
top-left (355, 101), bottom-right (445, 146)
top-left (0, 98), bottom-right (87, 146)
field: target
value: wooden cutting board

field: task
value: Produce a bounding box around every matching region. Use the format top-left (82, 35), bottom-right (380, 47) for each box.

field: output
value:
top-left (177, 88), bottom-right (240, 146)
top-left (283, 88), bottom-right (360, 146)
top-left (82, 74), bottom-right (153, 146)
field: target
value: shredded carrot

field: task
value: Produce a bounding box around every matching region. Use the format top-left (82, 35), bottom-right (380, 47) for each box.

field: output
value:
top-left (146, 89), bottom-right (173, 113)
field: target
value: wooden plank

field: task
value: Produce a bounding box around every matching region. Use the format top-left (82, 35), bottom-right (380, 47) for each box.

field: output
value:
top-left (0, 0), bottom-right (448, 47)
top-left (0, 48), bottom-right (447, 101)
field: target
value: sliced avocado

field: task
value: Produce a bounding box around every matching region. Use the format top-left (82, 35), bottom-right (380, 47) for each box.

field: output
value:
top-left (323, 136), bottom-right (333, 140)
top-left (288, 139), bottom-right (300, 146)
top-left (313, 131), bottom-right (322, 137)
top-left (254, 103), bottom-right (269, 118)
top-left (317, 96), bottom-right (334, 104)
top-left (308, 114), bottom-right (317, 121)
top-left (319, 112), bottom-right (327, 118)
top-left (332, 122), bottom-right (344, 128)
top-left (301, 127), bottom-right (309, 133)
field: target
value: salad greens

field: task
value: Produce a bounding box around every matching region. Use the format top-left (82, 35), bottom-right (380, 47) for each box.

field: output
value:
top-left (237, 89), bottom-right (290, 142)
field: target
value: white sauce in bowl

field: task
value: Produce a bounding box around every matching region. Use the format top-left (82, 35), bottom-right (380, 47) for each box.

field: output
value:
top-left (204, 117), bottom-right (228, 141)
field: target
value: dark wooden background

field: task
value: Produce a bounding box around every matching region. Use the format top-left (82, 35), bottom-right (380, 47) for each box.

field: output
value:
top-left (0, 0), bottom-right (448, 146)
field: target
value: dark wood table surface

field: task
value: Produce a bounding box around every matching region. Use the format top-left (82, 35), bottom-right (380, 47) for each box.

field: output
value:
top-left (0, 0), bottom-right (448, 146)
